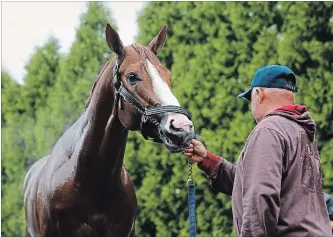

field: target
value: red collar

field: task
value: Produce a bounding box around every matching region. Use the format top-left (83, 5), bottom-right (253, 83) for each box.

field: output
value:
top-left (274, 104), bottom-right (307, 115)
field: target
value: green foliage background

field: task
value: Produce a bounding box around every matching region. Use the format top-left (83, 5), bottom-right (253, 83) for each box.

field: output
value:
top-left (1, 2), bottom-right (332, 236)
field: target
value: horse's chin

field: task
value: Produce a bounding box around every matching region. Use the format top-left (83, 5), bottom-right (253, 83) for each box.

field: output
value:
top-left (136, 122), bottom-right (193, 153)
top-left (160, 135), bottom-right (192, 154)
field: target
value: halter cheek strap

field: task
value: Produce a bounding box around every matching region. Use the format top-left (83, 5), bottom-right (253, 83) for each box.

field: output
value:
top-left (113, 60), bottom-right (123, 110)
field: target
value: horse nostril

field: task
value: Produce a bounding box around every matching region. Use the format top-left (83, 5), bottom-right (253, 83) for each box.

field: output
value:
top-left (170, 119), bottom-right (182, 132)
top-left (170, 119), bottom-right (176, 130)
top-left (169, 119), bottom-right (193, 133)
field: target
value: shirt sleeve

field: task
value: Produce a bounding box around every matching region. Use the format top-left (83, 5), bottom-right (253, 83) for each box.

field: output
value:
top-left (198, 152), bottom-right (236, 195)
top-left (240, 128), bottom-right (285, 237)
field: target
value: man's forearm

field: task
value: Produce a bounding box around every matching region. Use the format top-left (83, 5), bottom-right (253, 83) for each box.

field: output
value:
top-left (197, 152), bottom-right (221, 176)
top-left (198, 151), bottom-right (236, 195)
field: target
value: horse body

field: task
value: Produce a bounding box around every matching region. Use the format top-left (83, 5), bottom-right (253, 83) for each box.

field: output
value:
top-left (24, 65), bottom-right (137, 236)
top-left (24, 24), bottom-right (194, 237)
top-left (25, 162), bottom-right (136, 237)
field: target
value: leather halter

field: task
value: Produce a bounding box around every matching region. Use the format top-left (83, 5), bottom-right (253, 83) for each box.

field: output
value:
top-left (113, 58), bottom-right (192, 143)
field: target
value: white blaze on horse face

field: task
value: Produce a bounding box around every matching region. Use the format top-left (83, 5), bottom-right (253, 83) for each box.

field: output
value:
top-left (147, 60), bottom-right (180, 106)
top-left (147, 60), bottom-right (193, 133)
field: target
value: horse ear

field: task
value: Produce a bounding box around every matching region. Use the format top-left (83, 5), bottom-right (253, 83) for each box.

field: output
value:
top-left (105, 23), bottom-right (124, 56)
top-left (147, 25), bottom-right (167, 55)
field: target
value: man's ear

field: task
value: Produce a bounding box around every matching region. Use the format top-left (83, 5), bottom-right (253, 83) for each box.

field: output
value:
top-left (258, 88), bottom-right (265, 103)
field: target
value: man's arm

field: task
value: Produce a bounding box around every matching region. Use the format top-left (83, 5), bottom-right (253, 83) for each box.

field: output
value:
top-left (184, 139), bottom-right (236, 195)
top-left (198, 152), bottom-right (236, 195)
top-left (240, 128), bottom-right (284, 237)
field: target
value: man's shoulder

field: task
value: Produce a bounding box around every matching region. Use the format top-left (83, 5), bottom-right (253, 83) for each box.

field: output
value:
top-left (248, 116), bottom-right (291, 143)
top-left (258, 114), bottom-right (291, 129)
top-left (250, 116), bottom-right (285, 135)
top-left (256, 114), bottom-right (301, 135)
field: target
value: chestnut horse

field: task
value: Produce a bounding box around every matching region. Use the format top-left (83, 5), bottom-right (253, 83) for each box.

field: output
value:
top-left (24, 23), bottom-right (194, 237)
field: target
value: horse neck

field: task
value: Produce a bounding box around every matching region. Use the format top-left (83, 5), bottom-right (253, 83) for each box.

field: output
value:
top-left (75, 59), bottom-right (128, 186)
top-left (97, 113), bottom-right (129, 183)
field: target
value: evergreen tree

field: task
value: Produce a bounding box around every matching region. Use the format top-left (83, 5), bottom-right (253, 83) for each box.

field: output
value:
top-left (1, 121), bottom-right (34, 237)
top-left (1, 71), bottom-right (24, 126)
top-left (20, 37), bottom-right (61, 120)
top-left (1, 72), bottom-right (24, 236)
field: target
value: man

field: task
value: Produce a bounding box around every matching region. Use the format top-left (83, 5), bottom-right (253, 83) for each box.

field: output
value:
top-left (184, 65), bottom-right (332, 237)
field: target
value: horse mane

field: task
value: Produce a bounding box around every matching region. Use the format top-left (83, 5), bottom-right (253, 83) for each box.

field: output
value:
top-left (84, 58), bottom-right (113, 110)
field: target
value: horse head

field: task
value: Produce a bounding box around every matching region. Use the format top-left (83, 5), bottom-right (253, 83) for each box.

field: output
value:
top-left (105, 24), bottom-right (195, 153)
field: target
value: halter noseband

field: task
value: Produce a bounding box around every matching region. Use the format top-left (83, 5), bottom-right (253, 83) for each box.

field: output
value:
top-left (113, 59), bottom-right (192, 143)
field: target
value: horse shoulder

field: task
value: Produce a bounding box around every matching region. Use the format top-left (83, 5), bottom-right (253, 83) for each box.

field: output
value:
top-left (24, 155), bottom-right (50, 202)
top-left (120, 165), bottom-right (135, 191)
top-left (119, 165), bottom-right (137, 211)
top-left (24, 155), bottom-right (50, 237)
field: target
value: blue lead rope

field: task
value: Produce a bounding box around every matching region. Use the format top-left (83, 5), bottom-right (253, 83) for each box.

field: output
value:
top-left (187, 160), bottom-right (196, 237)
top-left (188, 182), bottom-right (196, 237)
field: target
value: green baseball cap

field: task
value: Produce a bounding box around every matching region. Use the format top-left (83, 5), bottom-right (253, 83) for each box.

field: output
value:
top-left (237, 65), bottom-right (298, 101)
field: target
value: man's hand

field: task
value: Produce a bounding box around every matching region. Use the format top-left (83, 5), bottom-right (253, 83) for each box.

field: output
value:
top-left (184, 139), bottom-right (208, 163)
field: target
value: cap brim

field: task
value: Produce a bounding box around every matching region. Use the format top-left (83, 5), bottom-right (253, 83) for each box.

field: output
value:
top-left (237, 87), bottom-right (252, 101)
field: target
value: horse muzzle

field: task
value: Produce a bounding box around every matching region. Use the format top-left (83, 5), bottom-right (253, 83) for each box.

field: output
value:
top-left (158, 113), bottom-right (195, 153)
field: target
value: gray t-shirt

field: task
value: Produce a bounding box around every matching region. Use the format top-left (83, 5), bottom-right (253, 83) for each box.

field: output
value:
top-left (325, 193), bottom-right (333, 220)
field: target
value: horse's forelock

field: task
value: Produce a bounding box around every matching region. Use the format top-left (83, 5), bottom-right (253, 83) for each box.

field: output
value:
top-left (131, 43), bottom-right (165, 74)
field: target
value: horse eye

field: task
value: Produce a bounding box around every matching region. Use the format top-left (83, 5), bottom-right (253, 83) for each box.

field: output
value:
top-left (126, 72), bottom-right (140, 85)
